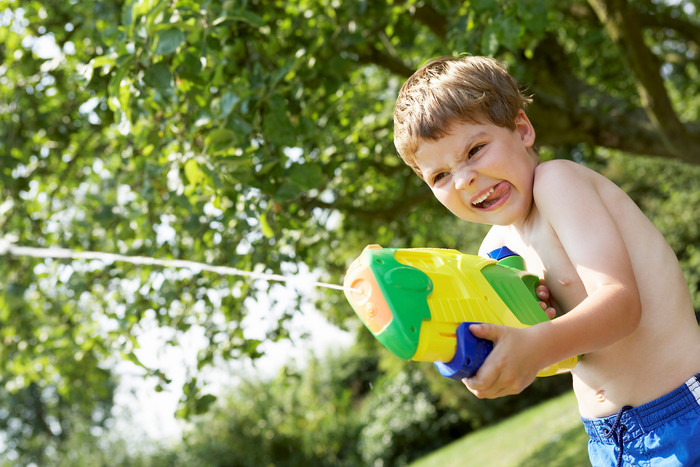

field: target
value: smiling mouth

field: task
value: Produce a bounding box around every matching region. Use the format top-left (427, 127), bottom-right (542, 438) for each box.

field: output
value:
top-left (472, 182), bottom-right (509, 209)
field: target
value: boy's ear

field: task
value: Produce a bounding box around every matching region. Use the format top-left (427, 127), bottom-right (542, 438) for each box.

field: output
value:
top-left (515, 109), bottom-right (536, 147)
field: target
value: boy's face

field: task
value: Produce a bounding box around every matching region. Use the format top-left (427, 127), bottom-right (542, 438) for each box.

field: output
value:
top-left (413, 110), bottom-right (538, 227)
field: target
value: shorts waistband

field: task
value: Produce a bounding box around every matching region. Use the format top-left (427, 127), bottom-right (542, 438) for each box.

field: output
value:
top-left (581, 372), bottom-right (700, 442)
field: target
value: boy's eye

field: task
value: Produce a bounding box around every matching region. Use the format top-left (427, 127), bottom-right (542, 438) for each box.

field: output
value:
top-left (469, 144), bottom-right (484, 157)
top-left (432, 172), bottom-right (448, 185)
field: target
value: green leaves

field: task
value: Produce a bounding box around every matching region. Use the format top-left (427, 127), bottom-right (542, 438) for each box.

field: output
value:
top-left (219, 91), bottom-right (240, 118)
top-left (176, 377), bottom-right (218, 418)
top-left (482, 15), bottom-right (521, 55)
top-left (155, 28), bottom-right (185, 55)
top-left (184, 159), bottom-right (208, 186)
top-left (107, 55), bottom-right (135, 115)
top-left (143, 62), bottom-right (172, 89)
top-left (205, 128), bottom-right (236, 148)
top-left (260, 210), bottom-right (275, 238)
top-left (470, 0), bottom-right (550, 55)
top-left (263, 94), bottom-right (296, 147)
top-left (212, 10), bottom-right (264, 28)
top-left (288, 162), bottom-right (323, 191)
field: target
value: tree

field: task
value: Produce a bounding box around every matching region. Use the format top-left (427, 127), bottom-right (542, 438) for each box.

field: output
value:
top-left (1, 0), bottom-right (699, 458)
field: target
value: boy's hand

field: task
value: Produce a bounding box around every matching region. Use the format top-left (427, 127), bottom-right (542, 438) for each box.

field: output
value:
top-left (461, 323), bottom-right (541, 399)
top-left (536, 279), bottom-right (557, 319)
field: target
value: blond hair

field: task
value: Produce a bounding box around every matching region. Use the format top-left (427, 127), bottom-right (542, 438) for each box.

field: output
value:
top-left (393, 56), bottom-right (532, 176)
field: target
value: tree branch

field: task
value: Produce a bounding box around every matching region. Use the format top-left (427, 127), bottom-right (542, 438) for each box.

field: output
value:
top-left (356, 2), bottom-right (448, 76)
top-left (531, 92), bottom-right (679, 159)
top-left (586, 0), bottom-right (700, 162)
top-left (527, 34), bottom-right (700, 163)
top-left (637, 2), bottom-right (700, 48)
top-left (357, 43), bottom-right (414, 77)
top-left (412, 3), bottom-right (447, 41)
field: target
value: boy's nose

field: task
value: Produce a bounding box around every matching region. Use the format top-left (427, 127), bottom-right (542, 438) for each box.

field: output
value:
top-left (453, 166), bottom-right (476, 190)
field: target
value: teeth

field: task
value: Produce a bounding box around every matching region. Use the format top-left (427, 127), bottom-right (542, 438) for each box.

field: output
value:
top-left (472, 187), bottom-right (494, 206)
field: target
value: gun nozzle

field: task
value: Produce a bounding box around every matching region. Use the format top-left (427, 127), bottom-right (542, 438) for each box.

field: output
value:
top-left (348, 279), bottom-right (372, 304)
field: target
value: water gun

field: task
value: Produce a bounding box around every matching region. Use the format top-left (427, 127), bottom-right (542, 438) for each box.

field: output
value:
top-left (343, 245), bottom-right (578, 380)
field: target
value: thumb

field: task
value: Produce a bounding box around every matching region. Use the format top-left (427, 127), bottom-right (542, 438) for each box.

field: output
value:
top-left (469, 322), bottom-right (501, 341)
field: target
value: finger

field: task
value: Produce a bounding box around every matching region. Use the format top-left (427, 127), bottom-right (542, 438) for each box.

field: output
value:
top-left (463, 375), bottom-right (490, 396)
top-left (544, 306), bottom-right (556, 319)
top-left (538, 301), bottom-right (556, 319)
top-left (536, 284), bottom-right (550, 301)
top-left (464, 327), bottom-right (502, 389)
top-left (463, 376), bottom-right (503, 399)
top-left (462, 378), bottom-right (490, 399)
top-left (468, 323), bottom-right (500, 341)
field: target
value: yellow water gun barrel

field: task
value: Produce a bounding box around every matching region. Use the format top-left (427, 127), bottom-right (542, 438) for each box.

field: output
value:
top-left (344, 245), bottom-right (578, 380)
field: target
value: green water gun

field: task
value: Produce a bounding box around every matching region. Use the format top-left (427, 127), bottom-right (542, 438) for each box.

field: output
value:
top-left (343, 245), bottom-right (578, 380)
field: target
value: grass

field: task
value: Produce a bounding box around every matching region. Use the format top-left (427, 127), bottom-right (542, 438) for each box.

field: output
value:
top-left (409, 391), bottom-right (591, 467)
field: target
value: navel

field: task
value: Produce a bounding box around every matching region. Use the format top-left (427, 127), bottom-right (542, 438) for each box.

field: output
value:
top-left (595, 390), bottom-right (607, 403)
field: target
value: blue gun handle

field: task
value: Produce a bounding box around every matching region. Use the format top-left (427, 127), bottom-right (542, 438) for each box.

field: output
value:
top-left (434, 322), bottom-right (493, 380)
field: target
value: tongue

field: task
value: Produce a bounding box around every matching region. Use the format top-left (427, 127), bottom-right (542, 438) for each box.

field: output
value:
top-left (478, 182), bottom-right (508, 208)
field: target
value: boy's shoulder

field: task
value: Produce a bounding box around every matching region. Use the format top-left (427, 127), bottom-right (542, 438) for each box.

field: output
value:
top-left (531, 159), bottom-right (607, 205)
top-left (479, 160), bottom-right (619, 257)
top-left (533, 159), bottom-right (589, 186)
top-left (478, 161), bottom-right (587, 255)
top-left (478, 225), bottom-right (511, 257)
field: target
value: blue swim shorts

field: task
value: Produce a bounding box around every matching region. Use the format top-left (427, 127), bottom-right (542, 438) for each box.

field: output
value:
top-left (581, 372), bottom-right (700, 467)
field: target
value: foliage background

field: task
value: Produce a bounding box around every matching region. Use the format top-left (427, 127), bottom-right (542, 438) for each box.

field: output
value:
top-left (1, 0), bottom-right (699, 464)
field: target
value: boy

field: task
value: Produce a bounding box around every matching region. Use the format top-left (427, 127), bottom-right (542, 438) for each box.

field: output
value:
top-left (393, 56), bottom-right (700, 466)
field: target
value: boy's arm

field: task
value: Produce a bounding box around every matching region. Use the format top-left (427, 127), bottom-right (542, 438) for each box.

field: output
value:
top-left (465, 161), bottom-right (642, 398)
top-left (478, 226), bottom-right (507, 258)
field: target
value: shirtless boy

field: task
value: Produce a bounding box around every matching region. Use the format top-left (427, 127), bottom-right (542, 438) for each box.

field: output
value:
top-left (393, 56), bottom-right (700, 466)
